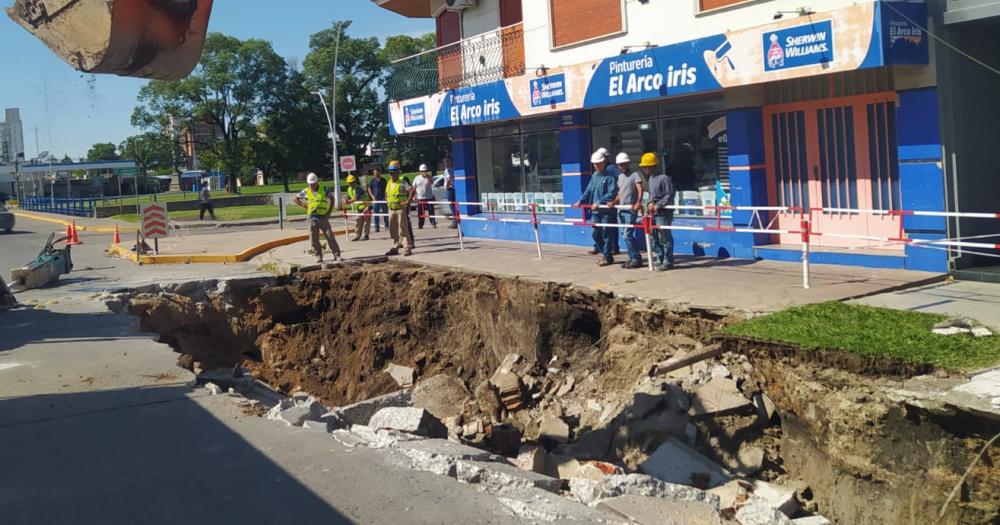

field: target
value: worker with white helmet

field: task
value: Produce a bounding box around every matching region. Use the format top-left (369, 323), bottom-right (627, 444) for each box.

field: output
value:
top-left (384, 160), bottom-right (416, 256)
top-left (575, 149), bottom-right (620, 266)
top-left (611, 151), bottom-right (645, 269)
top-left (293, 172), bottom-right (341, 263)
top-left (643, 153), bottom-right (676, 270)
top-left (412, 163), bottom-right (437, 229)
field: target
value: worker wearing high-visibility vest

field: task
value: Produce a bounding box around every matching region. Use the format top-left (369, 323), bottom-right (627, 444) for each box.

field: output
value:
top-left (293, 172), bottom-right (341, 263)
top-left (346, 174), bottom-right (371, 242)
top-left (385, 160), bottom-right (415, 256)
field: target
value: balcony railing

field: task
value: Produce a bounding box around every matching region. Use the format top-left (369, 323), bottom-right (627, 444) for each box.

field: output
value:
top-left (387, 23), bottom-right (525, 101)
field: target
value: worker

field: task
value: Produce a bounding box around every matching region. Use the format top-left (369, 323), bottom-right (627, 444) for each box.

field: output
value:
top-left (611, 152), bottom-right (645, 269)
top-left (385, 161), bottom-right (416, 256)
top-left (575, 150), bottom-right (619, 266)
top-left (412, 164), bottom-right (437, 229)
top-left (601, 148), bottom-right (622, 256)
top-left (368, 168), bottom-right (388, 232)
top-left (346, 174), bottom-right (371, 241)
top-left (443, 157), bottom-right (458, 229)
top-left (643, 153), bottom-right (676, 270)
top-left (293, 172), bottom-right (341, 263)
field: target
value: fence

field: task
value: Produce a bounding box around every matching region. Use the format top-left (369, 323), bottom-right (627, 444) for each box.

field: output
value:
top-left (19, 197), bottom-right (100, 218)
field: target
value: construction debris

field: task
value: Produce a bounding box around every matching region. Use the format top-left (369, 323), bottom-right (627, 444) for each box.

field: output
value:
top-left (735, 501), bottom-right (795, 525)
top-left (640, 437), bottom-right (731, 489)
top-left (596, 495), bottom-right (723, 525)
top-left (932, 317), bottom-right (993, 337)
top-left (266, 395), bottom-right (325, 427)
top-left (385, 362), bottom-right (416, 387)
top-left (321, 389), bottom-right (412, 429)
top-left (368, 407), bottom-right (448, 439)
top-left (411, 374), bottom-right (471, 420)
top-left (491, 371), bottom-right (526, 412)
top-left (569, 473), bottom-right (721, 508)
top-left (538, 415), bottom-right (571, 443)
top-left (688, 377), bottom-right (753, 416)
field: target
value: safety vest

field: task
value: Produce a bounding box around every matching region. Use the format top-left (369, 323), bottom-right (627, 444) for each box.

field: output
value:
top-left (347, 184), bottom-right (370, 212)
top-left (386, 179), bottom-right (408, 210)
top-left (305, 186), bottom-right (329, 216)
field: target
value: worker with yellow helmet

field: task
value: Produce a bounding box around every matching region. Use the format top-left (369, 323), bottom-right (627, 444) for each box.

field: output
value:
top-left (346, 174), bottom-right (371, 241)
top-left (385, 160), bottom-right (416, 256)
top-left (642, 153), bottom-right (676, 270)
top-left (293, 172), bottom-right (341, 263)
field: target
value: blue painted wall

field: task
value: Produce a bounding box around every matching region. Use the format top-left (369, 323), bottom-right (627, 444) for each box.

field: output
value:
top-left (450, 126), bottom-right (480, 216)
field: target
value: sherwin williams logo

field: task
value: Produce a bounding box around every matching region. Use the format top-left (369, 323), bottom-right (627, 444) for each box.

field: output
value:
top-left (762, 20), bottom-right (835, 72)
top-left (529, 74), bottom-right (567, 108)
top-left (403, 103), bottom-right (426, 127)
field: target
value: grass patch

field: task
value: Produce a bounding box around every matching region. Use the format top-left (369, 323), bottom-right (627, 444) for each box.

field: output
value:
top-left (723, 302), bottom-right (1000, 370)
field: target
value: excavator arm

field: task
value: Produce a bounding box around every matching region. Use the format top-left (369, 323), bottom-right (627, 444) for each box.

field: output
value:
top-left (6, 0), bottom-right (214, 80)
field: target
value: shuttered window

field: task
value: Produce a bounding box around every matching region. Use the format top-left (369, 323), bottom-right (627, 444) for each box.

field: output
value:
top-left (550, 0), bottom-right (624, 48)
top-left (700, 0), bottom-right (751, 12)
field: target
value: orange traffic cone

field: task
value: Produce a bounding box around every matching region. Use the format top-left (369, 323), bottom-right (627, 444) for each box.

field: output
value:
top-left (67, 221), bottom-right (82, 246)
top-left (64, 223), bottom-right (73, 243)
top-left (112, 224), bottom-right (121, 244)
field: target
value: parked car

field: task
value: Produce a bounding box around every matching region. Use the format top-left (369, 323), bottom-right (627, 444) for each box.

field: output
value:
top-left (0, 204), bottom-right (14, 233)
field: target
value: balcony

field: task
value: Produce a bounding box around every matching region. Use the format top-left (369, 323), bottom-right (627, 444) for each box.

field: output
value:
top-left (387, 23), bottom-right (525, 101)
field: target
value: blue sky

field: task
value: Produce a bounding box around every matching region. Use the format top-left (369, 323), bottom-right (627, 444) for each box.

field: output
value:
top-left (0, 0), bottom-right (433, 159)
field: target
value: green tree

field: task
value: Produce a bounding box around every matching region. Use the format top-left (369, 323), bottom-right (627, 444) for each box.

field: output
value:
top-left (61, 154), bottom-right (72, 163)
top-left (120, 132), bottom-right (173, 176)
top-left (87, 142), bottom-right (120, 161)
top-left (133, 33), bottom-right (287, 192)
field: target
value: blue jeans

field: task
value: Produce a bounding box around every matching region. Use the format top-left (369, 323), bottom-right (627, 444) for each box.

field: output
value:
top-left (651, 210), bottom-right (675, 266)
top-left (593, 209), bottom-right (617, 261)
top-left (372, 202), bottom-right (388, 230)
top-left (619, 210), bottom-right (643, 263)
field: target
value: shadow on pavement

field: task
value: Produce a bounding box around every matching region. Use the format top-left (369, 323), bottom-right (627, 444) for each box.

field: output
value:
top-left (0, 385), bottom-right (351, 524)
top-left (0, 308), bottom-right (143, 353)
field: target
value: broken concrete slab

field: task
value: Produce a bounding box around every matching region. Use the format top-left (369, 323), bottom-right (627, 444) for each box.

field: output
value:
top-left (538, 415), bottom-right (571, 443)
top-left (735, 501), bottom-right (794, 525)
top-left (689, 377), bottom-right (752, 417)
top-left (708, 479), bottom-right (752, 511)
top-left (411, 374), bottom-right (471, 421)
top-left (396, 439), bottom-right (505, 477)
top-left (733, 446), bottom-right (765, 476)
top-left (754, 392), bottom-right (777, 422)
top-left (640, 436), bottom-right (730, 489)
top-left (515, 445), bottom-right (547, 474)
top-left (204, 382), bottom-right (223, 395)
top-left (971, 326), bottom-right (993, 337)
top-left (558, 427), bottom-right (613, 459)
top-left (491, 371), bottom-right (526, 411)
top-left (556, 460), bottom-right (621, 481)
top-left (569, 473), bottom-right (721, 509)
top-left (792, 516), bottom-right (832, 525)
top-left (455, 459), bottom-right (562, 495)
top-left (750, 480), bottom-right (799, 517)
top-left (385, 362), bottom-right (416, 387)
top-left (346, 424), bottom-right (422, 448)
top-left (498, 487), bottom-right (609, 523)
top-left (321, 389), bottom-right (412, 428)
top-left (266, 396), bottom-right (325, 427)
top-left (494, 353), bottom-right (524, 378)
top-left (474, 380), bottom-right (503, 421)
top-left (596, 495), bottom-right (723, 525)
top-left (368, 407), bottom-right (448, 439)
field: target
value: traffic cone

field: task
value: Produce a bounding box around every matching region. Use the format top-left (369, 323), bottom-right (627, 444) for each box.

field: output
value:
top-left (112, 224), bottom-right (121, 244)
top-left (67, 221), bottom-right (82, 246)
top-left (64, 223), bottom-right (73, 244)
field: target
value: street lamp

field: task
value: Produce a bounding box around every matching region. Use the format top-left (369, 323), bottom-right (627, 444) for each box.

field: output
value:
top-left (312, 20), bottom-right (349, 207)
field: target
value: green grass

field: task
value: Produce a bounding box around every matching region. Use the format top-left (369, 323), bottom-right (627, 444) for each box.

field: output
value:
top-left (723, 302), bottom-right (1000, 370)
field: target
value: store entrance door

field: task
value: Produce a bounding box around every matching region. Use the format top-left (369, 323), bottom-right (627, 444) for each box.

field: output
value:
top-left (764, 92), bottom-right (903, 249)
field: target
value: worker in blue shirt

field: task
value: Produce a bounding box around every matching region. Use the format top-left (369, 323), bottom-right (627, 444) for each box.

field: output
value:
top-left (575, 150), bottom-right (620, 266)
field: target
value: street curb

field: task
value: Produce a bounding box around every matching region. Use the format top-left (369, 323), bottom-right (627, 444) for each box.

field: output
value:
top-left (13, 210), bottom-right (126, 233)
top-left (106, 228), bottom-right (351, 265)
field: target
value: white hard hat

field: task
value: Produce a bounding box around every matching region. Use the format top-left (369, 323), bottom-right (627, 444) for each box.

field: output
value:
top-left (306, 173), bottom-right (319, 184)
top-left (596, 147), bottom-right (609, 158)
top-left (616, 152), bottom-right (631, 164)
top-left (419, 164), bottom-right (428, 171)
top-left (591, 151), bottom-right (606, 164)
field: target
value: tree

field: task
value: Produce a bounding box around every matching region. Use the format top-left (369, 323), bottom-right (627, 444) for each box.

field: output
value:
top-left (87, 142), bottom-right (120, 161)
top-left (61, 154), bottom-right (72, 163)
top-left (133, 33), bottom-right (287, 192)
top-left (120, 132), bottom-right (173, 175)
top-left (304, 21), bottom-right (385, 171)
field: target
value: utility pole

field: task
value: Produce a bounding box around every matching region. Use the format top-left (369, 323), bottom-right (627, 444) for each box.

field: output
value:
top-left (330, 21), bottom-right (343, 207)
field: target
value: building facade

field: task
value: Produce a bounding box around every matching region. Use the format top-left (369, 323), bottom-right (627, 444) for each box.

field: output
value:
top-left (376, 0), bottom-right (999, 273)
top-left (0, 108), bottom-right (25, 164)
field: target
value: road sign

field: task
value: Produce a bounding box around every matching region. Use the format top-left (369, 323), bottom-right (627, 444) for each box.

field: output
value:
top-left (141, 203), bottom-right (169, 240)
top-left (340, 155), bottom-right (356, 172)
top-left (114, 167), bottom-right (140, 176)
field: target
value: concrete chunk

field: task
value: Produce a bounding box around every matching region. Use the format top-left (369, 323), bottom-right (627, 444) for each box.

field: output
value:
top-left (689, 377), bottom-right (752, 417)
top-left (498, 487), bottom-right (606, 523)
top-left (385, 362), bottom-right (416, 387)
top-left (569, 473), bottom-right (721, 508)
top-left (736, 501), bottom-right (794, 525)
top-left (266, 396), bottom-right (324, 427)
top-left (750, 480), bottom-right (799, 517)
top-left (596, 495), bottom-right (723, 525)
top-left (640, 436), bottom-right (730, 489)
top-left (515, 445), bottom-right (547, 474)
top-left (792, 517), bottom-right (832, 525)
top-left (322, 389), bottom-right (412, 427)
top-left (368, 407), bottom-right (448, 438)
top-left (455, 459), bottom-right (562, 495)
top-left (474, 380), bottom-right (503, 421)
top-left (539, 415), bottom-right (570, 443)
top-left (411, 374), bottom-right (471, 420)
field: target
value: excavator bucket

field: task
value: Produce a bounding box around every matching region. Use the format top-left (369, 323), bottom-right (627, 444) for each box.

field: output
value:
top-left (6, 0), bottom-right (213, 81)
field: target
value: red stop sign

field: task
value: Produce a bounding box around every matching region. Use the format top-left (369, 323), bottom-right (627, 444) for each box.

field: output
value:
top-left (339, 155), bottom-right (356, 172)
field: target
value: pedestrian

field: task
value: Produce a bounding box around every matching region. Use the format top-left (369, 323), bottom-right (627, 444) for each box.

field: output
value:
top-left (643, 153), bottom-right (676, 270)
top-left (199, 182), bottom-right (217, 221)
top-left (602, 148), bottom-right (622, 256)
top-left (384, 161), bottom-right (416, 256)
top-left (368, 168), bottom-right (389, 232)
top-left (412, 164), bottom-right (437, 229)
top-left (346, 174), bottom-right (371, 241)
top-left (612, 152), bottom-right (645, 269)
top-left (444, 157), bottom-right (458, 229)
top-left (575, 150), bottom-right (619, 266)
top-left (293, 172), bottom-right (342, 263)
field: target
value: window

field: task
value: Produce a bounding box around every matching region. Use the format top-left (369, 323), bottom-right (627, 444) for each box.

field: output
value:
top-left (699, 0), bottom-right (753, 13)
top-left (550, 0), bottom-right (624, 49)
top-left (475, 120), bottom-right (562, 213)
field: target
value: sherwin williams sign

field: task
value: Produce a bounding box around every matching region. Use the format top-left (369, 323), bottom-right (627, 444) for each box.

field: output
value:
top-left (403, 102), bottom-right (426, 127)
top-left (763, 20), bottom-right (835, 72)
top-left (530, 74), bottom-right (567, 107)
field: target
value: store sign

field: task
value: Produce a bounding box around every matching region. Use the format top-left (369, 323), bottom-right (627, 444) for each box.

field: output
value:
top-left (436, 80), bottom-right (520, 128)
top-left (881, 2), bottom-right (928, 65)
top-left (530, 74), bottom-right (567, 107)
top-left (763, 20), bottom-right (835, 72)
top-left (403, 102), bottom-right (426, 127)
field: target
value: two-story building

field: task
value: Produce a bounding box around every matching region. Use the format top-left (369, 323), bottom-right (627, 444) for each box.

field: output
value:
top-left (375, 0), bottom-right (1000, 275)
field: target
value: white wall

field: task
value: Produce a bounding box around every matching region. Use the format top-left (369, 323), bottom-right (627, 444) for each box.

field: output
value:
top-left (522, 0), bottom-right (866, 69)
top-left (461, 0), bottom-right (501, 37)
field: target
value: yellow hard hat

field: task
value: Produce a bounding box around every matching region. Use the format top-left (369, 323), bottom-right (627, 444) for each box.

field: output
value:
top-left (639, 152), bottom-right (658, 168)
top-left (387, 160), bottom-right (401, 172)
top-left (346, 175), bottom-right (356, 183)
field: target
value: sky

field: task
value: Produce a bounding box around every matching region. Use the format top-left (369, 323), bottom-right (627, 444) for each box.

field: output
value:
top-left (0, 0), bottom-right (433, 160)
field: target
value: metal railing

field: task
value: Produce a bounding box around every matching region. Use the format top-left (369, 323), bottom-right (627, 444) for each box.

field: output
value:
top-left (387, 23), bottom-right (525, 101)
top-left (20, 197), bottom-right (100, 218)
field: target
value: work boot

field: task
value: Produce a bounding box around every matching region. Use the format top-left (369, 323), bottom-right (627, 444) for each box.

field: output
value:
top-left (404, 248), bottom-right (413, 256)
top-left (351, 236), bottom-right (361, 242)
top-left (597, 258), bottom-right (614, 267)
top-left (623, 259), bottom-right (643, 269)
top-left (362, 235), bottom-right (369, 241)
top-left (385, 248), bottom-right (399, 256)
top-left (588, 249), bottom-right (600, 255)
top-left (315, 255), bottom-right (323, 263)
